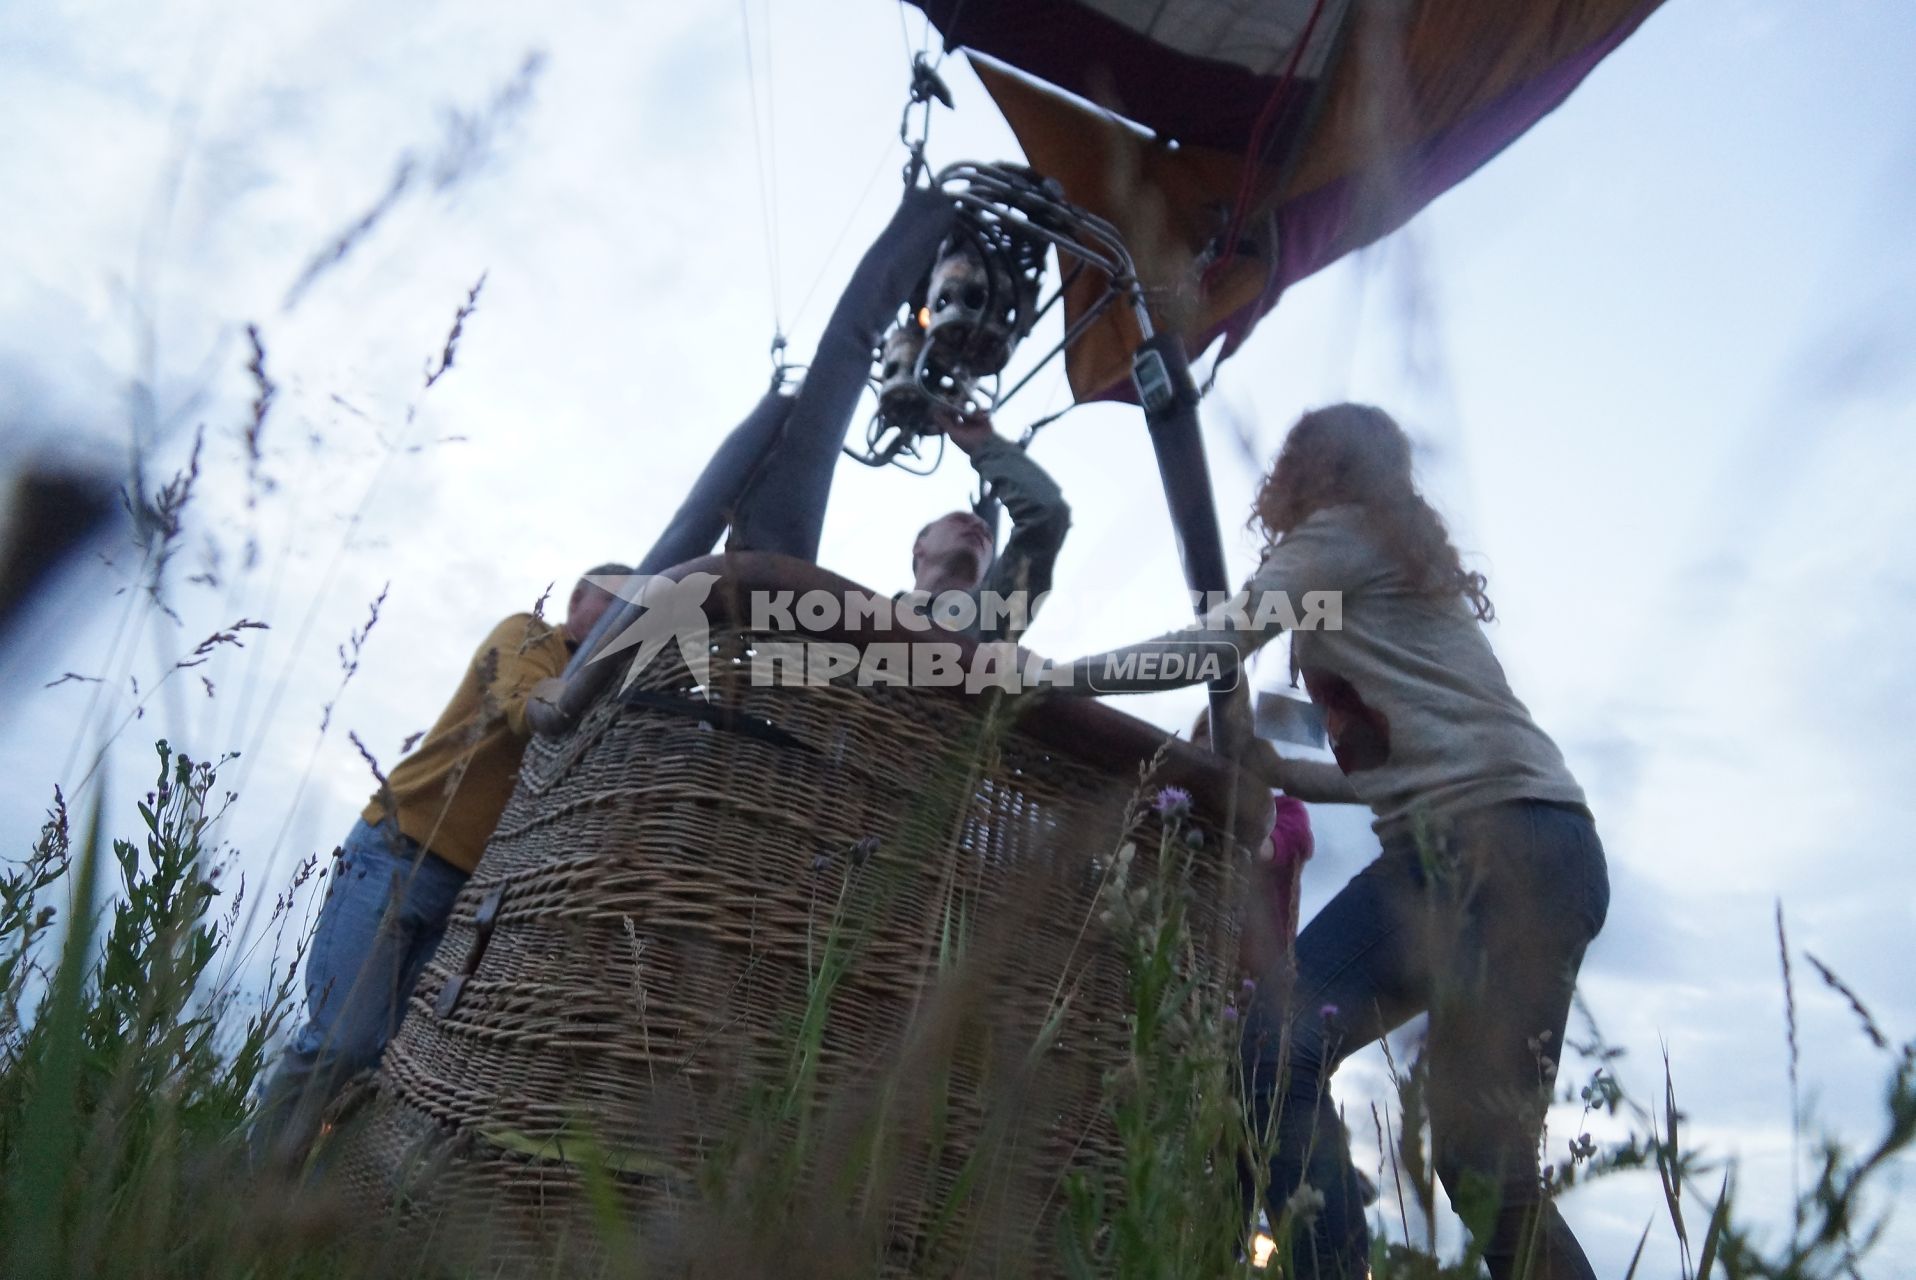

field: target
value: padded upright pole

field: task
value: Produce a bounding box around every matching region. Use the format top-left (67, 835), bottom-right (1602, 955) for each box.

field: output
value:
top-left (1133, 333), bottom-right (1239, 750)
top-left (551, 189), bottom-right (958, 726)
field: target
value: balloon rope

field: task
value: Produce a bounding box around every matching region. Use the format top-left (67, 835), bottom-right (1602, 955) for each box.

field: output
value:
top-left (1201, 0), bottom-right (1332, 294)
top-left (738, 0), bottom-right (784, 336)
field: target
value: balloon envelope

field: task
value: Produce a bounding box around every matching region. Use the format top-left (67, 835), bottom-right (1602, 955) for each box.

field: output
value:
top-left (907, 0), bottom-right (1665, 400)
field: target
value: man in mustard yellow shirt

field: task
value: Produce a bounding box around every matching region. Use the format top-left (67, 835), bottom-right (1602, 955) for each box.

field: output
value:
top-left (251, 566), bottom-right (625, 1167)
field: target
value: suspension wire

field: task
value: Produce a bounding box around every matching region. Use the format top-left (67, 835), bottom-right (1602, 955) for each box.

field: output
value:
top-left (929, 0), bottom-right (969, 72)
top-left (738, 0), bottom-right (784, 347)
top-left (896, 0), bottom-right (917, 67)
top-left (981, 360), bottom-right (1068, 518)
top-left (1201, 0), bottom-right (1332, 294)
top-left (788, 5), bottom-right (940, 354)
top-left (786, 8), bottom-right (951, 409)
top-left (1028, 260), bottom-right (1087, 329)
top-left (788, 129), bottom-right (901, 331)
top-left (1196, 3), bottom-right (1353, 402)
top-left (1010, 308), bottom-right (1076, 452)
top-left (993, 287), bottom-right (1118, 411)
top-left (1016, 402), bottom-right (1079, 450)
top-left (761, 0), bottom-right (782, 307)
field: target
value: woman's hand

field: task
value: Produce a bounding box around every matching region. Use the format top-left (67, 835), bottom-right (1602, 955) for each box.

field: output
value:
top-left (1241, 735), bottom-right (1288, 788)
top-left (1261, 748), bottom-right (1364, 805)
top-left (1214, 682), bottom-right (1258, 754)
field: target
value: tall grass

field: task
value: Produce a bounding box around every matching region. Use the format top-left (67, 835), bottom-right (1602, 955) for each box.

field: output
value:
top-left (1, 731), bottom-right (1909, 1277)
top-left (0, 742), bottom-right (323, 1277)
top-left (1058, 795), bottom-right (1263, 1279)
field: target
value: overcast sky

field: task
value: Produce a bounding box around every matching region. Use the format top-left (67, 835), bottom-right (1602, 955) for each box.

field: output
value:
top-left (3, 0), bottom-right (1913, 1268)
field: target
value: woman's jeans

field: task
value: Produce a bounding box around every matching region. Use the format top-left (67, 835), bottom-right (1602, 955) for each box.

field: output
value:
top-left (1241, 800), bottom-right (1610, 1280)
top-left (249, 817), bottom-right (468, 1168)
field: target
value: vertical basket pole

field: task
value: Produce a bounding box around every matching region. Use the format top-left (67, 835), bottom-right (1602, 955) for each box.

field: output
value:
top-left (1132, 333), bottom-right (1239, 747)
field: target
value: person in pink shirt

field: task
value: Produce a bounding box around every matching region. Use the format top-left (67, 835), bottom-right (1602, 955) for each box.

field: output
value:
top-left (1260, 794), bottom-right (1315, 958)
top-left (1190, 711), bottom-right (1314, 982)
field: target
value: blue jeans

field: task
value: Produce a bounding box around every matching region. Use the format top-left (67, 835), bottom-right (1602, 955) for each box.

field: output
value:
top-left (1241, 800), bottom-right (1610, 1280)
top-left (250, 817), bottom-right (468, 1167)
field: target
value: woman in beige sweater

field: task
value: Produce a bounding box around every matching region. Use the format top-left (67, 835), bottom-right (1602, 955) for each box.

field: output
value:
top-left (1064, 403), bottom-right (1608, 1280)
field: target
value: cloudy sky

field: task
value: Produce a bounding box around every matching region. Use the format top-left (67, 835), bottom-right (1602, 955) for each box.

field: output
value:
top-left (3, 0), bottom-right (1913, 1268)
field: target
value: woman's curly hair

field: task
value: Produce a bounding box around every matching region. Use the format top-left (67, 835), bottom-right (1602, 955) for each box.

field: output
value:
top-left (1251, 403), bottom-right (1494, 622)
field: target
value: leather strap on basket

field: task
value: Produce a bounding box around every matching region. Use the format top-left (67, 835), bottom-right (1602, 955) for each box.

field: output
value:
top-left (434, 886), bottom-right (505, 1018)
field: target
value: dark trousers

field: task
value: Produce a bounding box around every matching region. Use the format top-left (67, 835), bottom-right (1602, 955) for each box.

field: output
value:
top-left (1241, 800), bottom-right (1610, 1280)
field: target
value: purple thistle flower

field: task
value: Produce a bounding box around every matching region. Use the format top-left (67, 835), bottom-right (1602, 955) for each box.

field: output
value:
top-left (1222, 1005), bottom-right (1240, 1025)
top-left (1152, 785), bottom-right (1194, 820)
top-left (1318, 1002), bottom-right (1340, 1021)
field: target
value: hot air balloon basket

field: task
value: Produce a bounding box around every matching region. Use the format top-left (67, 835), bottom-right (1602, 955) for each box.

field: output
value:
top-left (325, 573), bottom-right (1260, 1276)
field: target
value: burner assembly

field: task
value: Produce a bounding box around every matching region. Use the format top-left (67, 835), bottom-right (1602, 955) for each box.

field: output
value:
top-left (848, 162), bottom-right (1150, 471)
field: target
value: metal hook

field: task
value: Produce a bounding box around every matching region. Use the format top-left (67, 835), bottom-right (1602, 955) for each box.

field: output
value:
top-left (908, 53), bottom-right (953, 109)
top-left (767, 332), bottom-right (791, 392)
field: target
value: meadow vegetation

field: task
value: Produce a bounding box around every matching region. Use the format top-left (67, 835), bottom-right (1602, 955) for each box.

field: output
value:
top-left (0, 727), bottom-right (1908, 1277)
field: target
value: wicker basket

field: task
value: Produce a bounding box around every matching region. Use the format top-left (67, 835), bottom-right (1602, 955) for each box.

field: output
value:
top-left (328, 555), bottom-right (1269, 1276)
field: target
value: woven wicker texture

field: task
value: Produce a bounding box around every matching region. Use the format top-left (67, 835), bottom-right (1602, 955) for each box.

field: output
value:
top-left (328, 558), bottom-right (1262, 1276)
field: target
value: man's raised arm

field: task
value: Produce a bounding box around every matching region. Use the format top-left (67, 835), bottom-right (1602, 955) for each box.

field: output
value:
top-left (947, 416), bottom-right (1070, 642)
